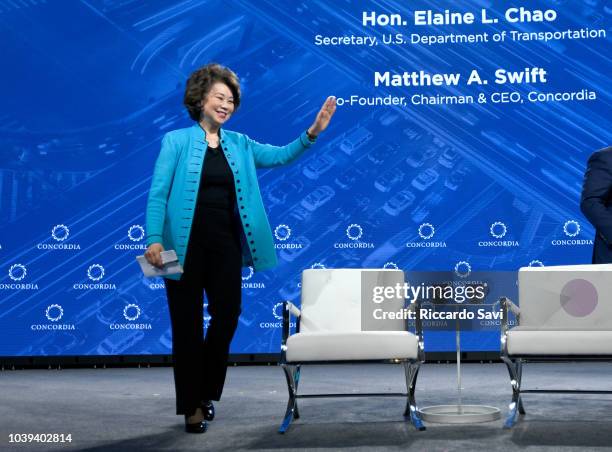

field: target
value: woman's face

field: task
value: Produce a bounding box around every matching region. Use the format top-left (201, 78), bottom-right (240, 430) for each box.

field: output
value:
top-left (201, 82), bottom-right (235, 126)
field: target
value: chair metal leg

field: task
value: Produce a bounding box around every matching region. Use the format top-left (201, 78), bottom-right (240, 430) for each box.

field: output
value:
top-left (402, 362), bottom-right (415, 417)
top-left (279, 364), bottom-right (298, 434)
top-left (502, 356), bottom-right (523, 429)
top-left (516, 361), bottom-right (526, 415)
top-left (403, 361), bottom-right (426, 431)
top-left (293, 365), bottom-right (301, 419)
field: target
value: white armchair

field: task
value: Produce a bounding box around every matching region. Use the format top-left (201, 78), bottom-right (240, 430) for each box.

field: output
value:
top-left (500, 264), bottom-right (612, 428)
top-left (278, 268), bottom-right (425, 433)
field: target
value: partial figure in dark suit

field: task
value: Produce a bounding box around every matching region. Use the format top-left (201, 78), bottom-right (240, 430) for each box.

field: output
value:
top-left (580, 146), bottom-right (612, 263)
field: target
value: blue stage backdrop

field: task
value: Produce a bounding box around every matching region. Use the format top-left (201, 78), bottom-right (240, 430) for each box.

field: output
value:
top-left (0, 1), bottom-right (610, 357)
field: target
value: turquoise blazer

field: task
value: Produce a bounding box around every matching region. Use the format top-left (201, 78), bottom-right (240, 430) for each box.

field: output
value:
top-left (146, 123), bottom-right (315, 280)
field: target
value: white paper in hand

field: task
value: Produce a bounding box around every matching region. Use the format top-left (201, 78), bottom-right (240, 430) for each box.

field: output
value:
top-left (136, 250), bottom-right (183, 277)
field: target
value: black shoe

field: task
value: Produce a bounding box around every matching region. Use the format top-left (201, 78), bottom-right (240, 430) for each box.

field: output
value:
top-left (200, 400), bottom-right (215, 421)
top-left (184, 410), bottom-right (207, 434)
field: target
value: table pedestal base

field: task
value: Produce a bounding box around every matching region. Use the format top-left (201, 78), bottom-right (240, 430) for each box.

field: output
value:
top-left (418, 404), bottom-right (501, 424)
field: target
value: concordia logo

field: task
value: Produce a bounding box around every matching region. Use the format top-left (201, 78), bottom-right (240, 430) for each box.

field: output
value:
top-left (274, 224), bottom-right (291, 241)
top-left (1, 264), bottom-right (38, 290)
top-left (272, 302), bottom-right (284, 320)
top-left (52, 224), bottom-right (69, 241)
top-left (242, 266), bottom-right (265, 289)
top-left (46, 304), bottom-right (64, 322)
top-left (347, 223), bottom-right (363, 241)
top-left (110, 303), bottom-right (152, 330)
top-left (123, 303), bottom-right (141, 321)
top-left (407, 223), bottom-right (447, 248)
top-left (334, 223), bottom-right (374, 249)
top-left (259, 301), bottom-right (295, 329)
top-left (564, 220), bottom-right (580, 237)
top-left (37, 224), bottom-right (81, 250)
top-left (9, 263), bottom-right (27, 281)
top-left (88, 264), bottom-right (105, 281)
top-left (115, 225), bottom-right (147, 250)
top-left (478, 221), bottom-right (519, 247)
top-left (31, 304), bottom-right (75, 331)
top-left (274, 224), bottom-right (303, 250)
top-left (551, 220), bottom-right (592, 246)
top-left (454, 261), bottom-right (472, 278)
top-left (73, 264), bottom-right (117, 290)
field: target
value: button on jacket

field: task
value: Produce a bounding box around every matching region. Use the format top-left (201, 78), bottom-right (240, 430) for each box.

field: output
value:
top-left (146, 124), bottom-right (315, 280)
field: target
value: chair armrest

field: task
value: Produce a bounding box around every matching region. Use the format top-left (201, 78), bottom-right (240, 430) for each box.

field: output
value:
top-left (501, 297), bottom-right (520, 324)
top-left (280, 301), bottom-right (301, 363)
top-left (500, 296), bottom-right (520, 356)
top-left (286, 301), bottom-right (301, 318)
top-left (406, 300), bottom-right (425, 362)
top-left (406, 300), bottom-right (422, 334)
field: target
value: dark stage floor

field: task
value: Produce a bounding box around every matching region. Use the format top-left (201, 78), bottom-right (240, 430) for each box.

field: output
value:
top-left (2, 362), bottom-right (612, 451)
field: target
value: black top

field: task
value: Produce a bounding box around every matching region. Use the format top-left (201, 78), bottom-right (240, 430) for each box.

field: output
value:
top-left (189, 145), bottom-right (241, 251)
top-left (195, 145), bottom-right (236, 210)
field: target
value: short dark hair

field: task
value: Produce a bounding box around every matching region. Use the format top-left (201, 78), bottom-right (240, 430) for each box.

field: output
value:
top-left (183, 63), bottom-right (241, 121)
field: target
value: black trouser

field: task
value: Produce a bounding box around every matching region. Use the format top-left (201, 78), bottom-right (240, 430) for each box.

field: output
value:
top-left (164, 206), bottom-right (242, 415)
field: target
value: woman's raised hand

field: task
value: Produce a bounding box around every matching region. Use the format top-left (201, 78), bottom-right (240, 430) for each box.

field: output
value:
top-left (308, 96), bottom-right (337, 138)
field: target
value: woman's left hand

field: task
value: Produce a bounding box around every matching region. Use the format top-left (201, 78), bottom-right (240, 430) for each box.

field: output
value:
top-left (308, 96), bottom-right (337, 138)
